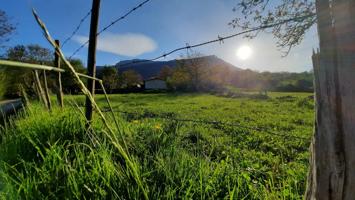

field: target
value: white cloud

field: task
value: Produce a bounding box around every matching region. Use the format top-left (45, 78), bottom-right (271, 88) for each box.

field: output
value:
top-left (74, 32), bottom-right (157, 57)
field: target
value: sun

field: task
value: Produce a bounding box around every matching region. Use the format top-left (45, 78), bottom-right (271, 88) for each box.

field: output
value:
top-left (236, 45), bottom-right (253, 60)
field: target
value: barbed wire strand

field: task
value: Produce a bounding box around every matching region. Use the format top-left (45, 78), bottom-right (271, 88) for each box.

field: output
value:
top-left (62, 9), bottom-right (92, 47)
top-left (101, 108), bottom-right (309, 140)
top-left (68, 0), bottom-right (151, 59)
top-left (116, 13), bottom-right (316, 67)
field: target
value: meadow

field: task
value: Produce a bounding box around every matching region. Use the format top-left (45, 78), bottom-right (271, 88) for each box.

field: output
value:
top-left (0, 92), bottom-right (314, 199)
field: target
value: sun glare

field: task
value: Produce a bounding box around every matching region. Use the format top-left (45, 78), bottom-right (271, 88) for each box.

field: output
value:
top-left (236, 45), bottom-right (253, 60)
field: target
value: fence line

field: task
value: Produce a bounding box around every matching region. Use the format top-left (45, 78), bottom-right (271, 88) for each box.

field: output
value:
top-left (0, 59), bottom-right (101, 82)
top-left (116, 14), bottom-right (316, 68)
top-left (69, 0), bottom-right (152, 59)
top-left (62, 9), bottom-right (92, 47)
top-left (101, 108), bottom-right (309, 141)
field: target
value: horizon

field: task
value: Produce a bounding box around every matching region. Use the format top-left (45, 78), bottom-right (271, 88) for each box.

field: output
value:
top-left (113, 55), bottom-right (313, 73)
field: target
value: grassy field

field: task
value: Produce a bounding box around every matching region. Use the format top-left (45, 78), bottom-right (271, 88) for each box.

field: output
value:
top-left (0, 92), bottom-right (314, 199)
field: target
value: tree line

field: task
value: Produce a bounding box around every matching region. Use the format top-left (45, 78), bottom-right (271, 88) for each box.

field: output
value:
top-left (0, 43), bottom-right (314, 100)
top-left (98, 54), bottom-right (314, 94)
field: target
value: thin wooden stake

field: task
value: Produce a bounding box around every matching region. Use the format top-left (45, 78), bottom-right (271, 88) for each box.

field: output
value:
top-left (19, 84), bottom-right (30, 107)
top-left (33, 70), bottom-right (48, 108)
top-left (32, 77), bottom-right (41, 102)
top-left (43, 70), bottom-right (51, 111)
top-left (54, 39), bottom-right (64, 107)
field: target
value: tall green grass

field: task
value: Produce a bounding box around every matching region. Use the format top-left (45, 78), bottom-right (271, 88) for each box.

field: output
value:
top-left (0, 93), bottom-right (312, 199)
top-left (0, 70), bottom-right (6, 100)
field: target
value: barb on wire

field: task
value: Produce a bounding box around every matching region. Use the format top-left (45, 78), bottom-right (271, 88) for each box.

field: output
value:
top-left (69, 0), bottom-right (151, 59)
top-left (62, 9), bottom-right (92, 47)
top-left (102, 108), bottom-right (309, 141)
top-left (116, 13), bottom-right (316, 67)
top-left (97, 0), bottom-right (151, 35)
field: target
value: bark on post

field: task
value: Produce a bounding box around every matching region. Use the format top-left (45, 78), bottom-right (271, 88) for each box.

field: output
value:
top-left (306, 0), bottom-right (355, 199)
top-left (54, 39), bottom-right (64, 108)
top-left (85, 0), bottom-right (101, 124)
top-left (43, 70), bottom-right (51, 111)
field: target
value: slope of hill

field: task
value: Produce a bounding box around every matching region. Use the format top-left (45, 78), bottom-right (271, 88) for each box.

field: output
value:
top-left (112, 55), bottom-right (241, 79)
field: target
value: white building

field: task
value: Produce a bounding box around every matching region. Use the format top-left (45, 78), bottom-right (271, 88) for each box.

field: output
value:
top-left (144, 77), bottom-right (167, 90)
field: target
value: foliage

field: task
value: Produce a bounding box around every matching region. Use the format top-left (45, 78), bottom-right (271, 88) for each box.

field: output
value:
top-left (155, 53), bottom-right (314, 93)
top-left (231, 70), bottom-right (314, 92)
top-left (2, 44), bottom-right (54, 98)
top-left (166, 54), bottom-right (234, 92)
top-left (120, 70), bottom-right (143, 89)
top-left (60, 59), bottom-right (87, 94)
top-left (0, 44), bottom-right (86, 97)
top-left (0, 92), bottom-right (313, 199)
top-left (0, 10), bottom-right (16, 48)
top-left (158, 66), bottom-right (173, 80)
top-left (0, 69), bottom-right (6, 99)
top-left (168, 65), bottom-right (192, 91)
top-left (229, 0), bottom-right (316, 55)
top-left (98, 66), bottom-right (119, 93)
top-left (176, 52), bottom-right (210, 91)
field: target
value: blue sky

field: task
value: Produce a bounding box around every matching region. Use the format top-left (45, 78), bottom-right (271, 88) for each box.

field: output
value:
top-left (2, 0), bottom-right (319, 72)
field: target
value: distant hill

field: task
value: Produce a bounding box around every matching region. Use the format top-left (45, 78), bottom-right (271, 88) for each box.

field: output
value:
top-left (107, 55), bottom-right (241, 79)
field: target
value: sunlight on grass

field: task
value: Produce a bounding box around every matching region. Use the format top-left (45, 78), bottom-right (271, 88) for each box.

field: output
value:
top-left (0, 92), bottom-right (313, 199)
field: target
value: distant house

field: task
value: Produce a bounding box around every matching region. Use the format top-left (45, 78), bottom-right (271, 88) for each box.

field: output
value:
top-left (144, 77), bottom-right (167, 90)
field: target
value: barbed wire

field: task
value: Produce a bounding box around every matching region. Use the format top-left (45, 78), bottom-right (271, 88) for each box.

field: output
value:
top-left (101, 108), bottom-right (309, 140)
top-left (68, 0), bottom-right (151, 59)
top-left (62, 9), bottom-right (92, 47)
top-left (116, 13), bottom-right (316, 68)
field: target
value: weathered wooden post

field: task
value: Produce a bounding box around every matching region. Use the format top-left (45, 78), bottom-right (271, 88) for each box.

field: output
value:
top-left (54, 39), bottom-right (64, 108)
top-left (33, 70), bottom-right (48, 109)
top-left (32, 78), bottom-right (41, 102)
top-left (42, 70), bottom-right (51, 111)
top-left (85, 0), bottom-right (101, 124)
top-left (306, 0), bottom-right (355, 199)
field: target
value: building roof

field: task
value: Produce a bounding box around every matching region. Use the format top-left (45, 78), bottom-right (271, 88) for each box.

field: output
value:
top-left (144, 77), bottom-right (165, 81)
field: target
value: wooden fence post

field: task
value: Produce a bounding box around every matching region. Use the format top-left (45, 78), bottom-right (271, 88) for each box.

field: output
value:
top-left (33, 70), bottom-right (48, 109)
top-left (306, 0), bottom-right (355, 199)
top-left (43, 70), bottom-right (51, 111)
top-left (85, 0), bottom-right (101, 124)
top-left (54, 39), bottom-right (64, 107)
top-left (32, 78), bottom-right (41, 102)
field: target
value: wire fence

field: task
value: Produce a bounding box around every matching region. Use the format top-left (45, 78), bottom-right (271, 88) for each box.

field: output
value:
top-left (69, 0), bottom-right (152, 59)
top-left (116, 14), bottom-right (316, 68)
top-left (101, 108), bottom-right (309, 141)
top-left (62, 9), bottom-right (92, 47)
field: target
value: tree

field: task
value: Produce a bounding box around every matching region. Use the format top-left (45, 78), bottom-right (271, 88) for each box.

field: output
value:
top-left (26, 44), bottom-right (53, 64)
top-left (169, 66), bottom-right (191, 91)
top-left (0, 68), bottom-right (6, 99)
top-left (0, 10), bottom-right (16, 48)
top-left (100, 66), bottom-right (119, 93)
top-left (5, 45), bottom-right (28, 62)
top-left (120, 70), bottom-right (143, 89)
top-left (176, 52), bottom-right (210, 91)
top-left (0, 9), bottom-right (16, 98)
top-left (61, 59), bottom-right (86, 94)
top-left (158, 66), bottom-right (173, 81)
top-left (229, 0), bottom-right (316, 55)
top-left (3, 44), bottom-right (53, 98)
